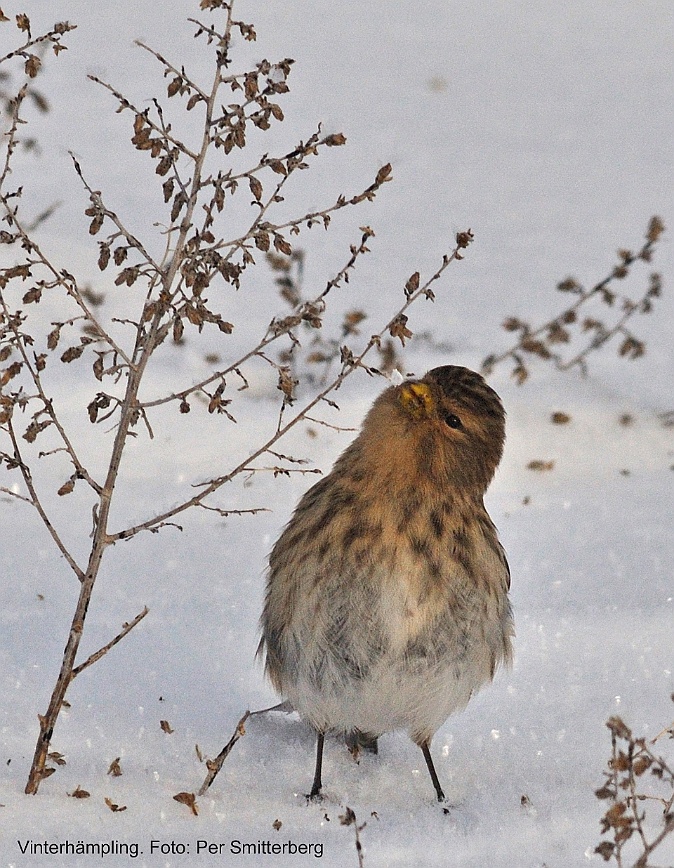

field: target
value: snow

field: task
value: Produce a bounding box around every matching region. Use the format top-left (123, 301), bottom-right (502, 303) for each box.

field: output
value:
top-left (1, 1), bottom-right (673, 866)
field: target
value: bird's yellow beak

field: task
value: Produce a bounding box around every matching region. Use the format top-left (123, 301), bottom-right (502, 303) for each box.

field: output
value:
top-left (399, 382), bottom-right (435, 418)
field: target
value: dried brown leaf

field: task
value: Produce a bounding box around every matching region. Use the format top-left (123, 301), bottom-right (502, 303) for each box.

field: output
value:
top-left (268, 159), bottom-right (286, 176)
top-left (24, 55), bottom-right (41, 78)
top-left (47, 752), bottom-right (66, 766)
top-left (375, 163), bottom-right (392, 185)
top-left (173, 792), bottom-right (198, 816)
top-left (527, 460), bottom-right (554, 472)
top-left (325, 133), bottom-right (346, 146)
top-left (389, 314), bottom-right (412, 346)
top-left (60, 344), bottom-right (85, 363)
top-left (22, 419), bottom-right (51, 443)
top-left (249, 176), bottom-right (263, 201)
top-left (274, 235), bottom-right (292, 256)
top-left (104, 797), bottom-right (127, 812)
top-left (57, 478), bottom-right (75, 497)
top-left (404, 272), bottom-right (420, 298)
top-left (456, 229), bottom-right (474, 248)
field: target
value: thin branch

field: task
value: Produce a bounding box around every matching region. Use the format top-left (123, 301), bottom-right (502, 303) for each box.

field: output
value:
top-left (0, 294), bottom-right (103, 495)
top-left (70, 153), bottom-right (164, 275)
top-left (87, 74), bottom-right (200, 161)
top-left (133, 41), bottom-right (209, 104)
top-left (5, 419), bottom-right (84, 581)
top-left (0, 485), bottom-right (32, 504)
top-left (110, 234), bottom-right (470, 542)
top-left (339, 807), bottom-right (367, 868)
top-left (196, 504), bottom-right (269, 518)
top-left (0, 84), bottom-right (27, 188)
top-left (71, 607), bottom-right (149, 678)
top-left (187, 18), bottom-right (235, 54)
top-left (556, 302), bottom-right (648, 372)
top-left (0, 22), bottom-right (76, 67)
top-left (650, 722), bottom-right (674, 744)
top-left (239, 465), bottom-right (322, 477)
top-left (638, 816), bottom-right (674, 866)
top-left (213, 155), bottom-right (390, 265)
top-left (303, 415), bottom-right (357, 433)
top-left (207, 130), bottom-right (327, 263)
top-left (483, 218), bottom-right (665, 382)
top-left (138, 225), bottom-right (377, 411)
top-left (198, 710), bottom-right (250, 796)
top-left (0, 207), bottom-right (133, 370)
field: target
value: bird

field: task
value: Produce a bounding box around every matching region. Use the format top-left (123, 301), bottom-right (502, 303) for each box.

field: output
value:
top-left (258, 365), bottom-right (513, 802)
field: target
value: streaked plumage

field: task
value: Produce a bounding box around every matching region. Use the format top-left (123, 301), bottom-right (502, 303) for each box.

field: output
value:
top-left (259, 365), bottom-right (513, 801)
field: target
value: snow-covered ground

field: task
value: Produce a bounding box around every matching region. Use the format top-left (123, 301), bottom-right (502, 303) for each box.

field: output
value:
top-left (1, 1), bottom-right (673, 866)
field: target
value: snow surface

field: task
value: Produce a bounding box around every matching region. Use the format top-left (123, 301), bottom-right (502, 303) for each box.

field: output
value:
top-left (1, 1), bottom-right (673, 866)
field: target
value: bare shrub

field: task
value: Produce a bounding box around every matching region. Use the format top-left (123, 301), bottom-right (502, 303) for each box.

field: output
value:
top-left (595, 712), bottom-right (674, 866)
top-left (482, 217), bottom-right (665, 384)
top-left (0, 2), bottom-right (472, 794)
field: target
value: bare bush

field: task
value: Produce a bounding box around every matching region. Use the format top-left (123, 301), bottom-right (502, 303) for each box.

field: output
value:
top-left (482, 216), bottom-right (665, 384)
top-left (0, 2), bottom-right (472, 794)
top-left (595, 712), bottom-right (674, 866)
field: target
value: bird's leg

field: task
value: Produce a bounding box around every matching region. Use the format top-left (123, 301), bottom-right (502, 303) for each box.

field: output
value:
top-left (308, 731), bottom-right (325, 800)
top-left (419, 740), bottom-right (446, 802)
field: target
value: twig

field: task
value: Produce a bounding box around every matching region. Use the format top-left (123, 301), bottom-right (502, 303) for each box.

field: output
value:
top-left (650, 722), bottom-right (674, 745)
top-left (0, 485), bottom-right (32, 504)
top-left (0, 83), bottom-right (27, 189)
top-left (198, 711), bottom-right (250, 795)
top-left (71, 607), bottom-right (149, 678)
top-left (483, 217), bottom-right (665, 383)
top-left (196, 504), bottom-right (269, 518)
top-left (0, 205), bottom-right (133, 370)
top-left (0, 22), bottom-right (76, 67)
top-left (5, 420), bottom-right (85, 582)
top-left (303, 415), bottom-right (357, 432)
top-left (208, 131), bottom-right (361, 273)
top-left (340, 807), bottom-right (366, 868)
top-left (109, 234), bottom-right (470, 542)
top-left (133, 41), bottom-right (210, 104)
top-left (87, 75), bottom-right (200, 161)
top-left (70, 153), bottom-right (163, 275)
top-left (138, 225), bottom-right (375, 412)
top-left (0, 293), bottom-right (103, 496)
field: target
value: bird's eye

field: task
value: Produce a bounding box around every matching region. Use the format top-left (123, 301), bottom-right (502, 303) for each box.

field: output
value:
top-left (442, 412), bottom-right (462, 429)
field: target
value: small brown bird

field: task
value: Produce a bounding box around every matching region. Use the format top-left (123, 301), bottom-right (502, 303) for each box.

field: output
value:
top-left (259, 365), bottom-right (513, 801)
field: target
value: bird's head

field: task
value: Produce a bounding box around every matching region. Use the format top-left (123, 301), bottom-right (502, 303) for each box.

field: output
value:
top-left (360, 365), bottom-right (505, 494)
